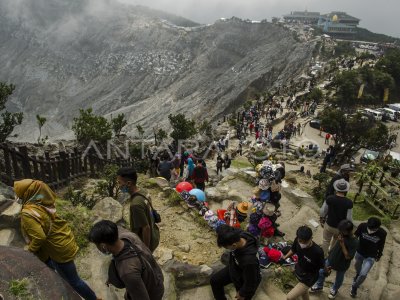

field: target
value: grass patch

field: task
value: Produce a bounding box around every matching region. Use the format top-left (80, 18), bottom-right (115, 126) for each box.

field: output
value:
top-left (271, 266), bottom-right (297, 293)
top-left (166, 190), bottom-right (182, 206)
top-left (231, 159), bottom-right (253, 169)
top-left (348, 192), bottom-right (391, 227)
top-left (56, 199), bottom-right (93, 250)
top-left (9, 278), bottom-right (34, 300)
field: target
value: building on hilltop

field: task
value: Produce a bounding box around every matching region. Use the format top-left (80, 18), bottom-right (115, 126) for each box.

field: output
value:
top-left (283, 11), bottom-right (321, 24)
top-left (317, 12), bottom-right (360, 38)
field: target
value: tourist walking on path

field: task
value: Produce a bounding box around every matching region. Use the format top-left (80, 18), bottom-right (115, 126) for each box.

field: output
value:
top-left (325, 164), bottom-right (353, 198)
top-left (89, 220), bottom-right (164, 300)
top-left (192, 159), bottom-right (209, 191)
top-left (186, 157), bottom-right (195, 181)
top-left (350, 217), bottom-right (387, 298)
top-left (311, 220), bottom-right (358, 299)
top-left (210, 225), bottom-right (261, 300)
top-left (216, 154), bottom-right (224, 175)
top-left (157, 155), bottom-right (173, 182)
top-left (320, 179), bottom-right (353, 256)
top-left (15, 179), bottom-right (99, 300)
top-left (117, 168), bottom-right (160, 252)
top-left (283, 226), bottom-right (325, 300)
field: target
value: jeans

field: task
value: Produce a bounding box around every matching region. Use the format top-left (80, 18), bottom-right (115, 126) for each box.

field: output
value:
top-left (47, 259), bottom-right (97, 300)
top-left (352, 252), bottom-right (375, 289)
top-left (287, 282), bottom-right (309, 300)
top-left (314, 259), bottom-right (346, 292)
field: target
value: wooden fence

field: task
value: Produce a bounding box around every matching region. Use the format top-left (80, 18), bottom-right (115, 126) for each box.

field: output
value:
top-left (0, 144), bottom-right (132, 189)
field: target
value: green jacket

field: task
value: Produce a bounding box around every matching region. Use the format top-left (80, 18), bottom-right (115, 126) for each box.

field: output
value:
top-left (21, 204), bottom-right (78, 263)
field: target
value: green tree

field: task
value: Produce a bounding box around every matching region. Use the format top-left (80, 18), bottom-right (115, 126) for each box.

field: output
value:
top-left (111, 113), bottom-right (127, 137)
top-left (0, 83), bottom-right (23, 142)
top-left (168, 113), bottom-right (197, 143)
top-left (36, 115), bottom-right (47, 144)
top-left (334, 41), bottom-right (356, 57)
top-left (197, 119), bottom-right (213, 139)
top-left (156, 128), bottom-right (167, 144)
top-left (320, 109), bottom-right (390, 163)
top-left (307, 88), bottom-right (324, 103)
top-left (72, 108), bottom-right (112, 145)
top-left (331, 70), bottom-right (359, 108)
top-left (376, 48), bottom-right (400, 84)
top-left (95, 164), bottom-right (119, 197)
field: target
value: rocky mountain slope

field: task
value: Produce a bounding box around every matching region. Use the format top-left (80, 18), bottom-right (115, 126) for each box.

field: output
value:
top-left (0, 0), bottom-right (314, 141)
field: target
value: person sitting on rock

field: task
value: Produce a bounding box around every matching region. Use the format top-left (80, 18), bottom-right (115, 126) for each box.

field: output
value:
top-left (89, 220), bottom-right (164, 300)
top-left (14, 179), bottom-right (100, 300)
top-left (210, 225), bottom-right (261, 300)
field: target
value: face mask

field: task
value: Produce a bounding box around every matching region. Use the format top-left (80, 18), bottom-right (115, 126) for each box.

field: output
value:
top-left (99, 246), bottom-right (111, 256)
top-left (367, 228), bottom-right (378, 234)
top-left (299, 242), bottom-right (310, 249)
top-left (120, 185), bottom-right (130, 194)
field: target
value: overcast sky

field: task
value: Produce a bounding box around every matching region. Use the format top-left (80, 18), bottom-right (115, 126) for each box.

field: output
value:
top-left (118, 0), bottom-right (400, 38)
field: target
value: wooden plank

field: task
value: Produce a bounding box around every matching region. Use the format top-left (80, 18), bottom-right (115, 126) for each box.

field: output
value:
top-left (3, 147), bottom-right (13, 183)
top-left (19, 146), bottom-right (32, 178)
top-left (10, 149), bottom-right (21, 179)
top-left (32, 156), bottom-right (40, 179)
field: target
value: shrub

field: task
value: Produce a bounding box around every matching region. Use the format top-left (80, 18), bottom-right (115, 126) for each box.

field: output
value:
top-left (56, 198), bottom-right (93, 250)
top-left (64, 187), bottom-right (97, 209)
top-left (95, 164), bottom-right (119, 198)
top-left (72, 108), bottom-right (112, 145)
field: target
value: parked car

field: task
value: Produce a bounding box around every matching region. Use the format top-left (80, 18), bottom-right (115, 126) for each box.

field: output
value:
top-left (360, 149), bottom-right (380, 164)
top-left (363, 108), bottom-right (383, 121)
top-left (309, 119), bottom-right (321, 129)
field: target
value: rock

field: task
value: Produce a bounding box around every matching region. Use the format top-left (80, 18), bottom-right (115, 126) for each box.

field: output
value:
top-left (0, 201), bottom-right (21, 229)
top-left (155, 248), bottom-right (174, 266)
top-left (179, 286), bottom-right (214, 300)
top-left (227, 189), bottom-right (248, 202)
top-left (199, 265), bottom-right (213, 276)
top-left (178, 244), bottom-right (191, 253)
top-left (92, 197), bottom-right (123, 223)
top-left (0, 246), bottom-right (81, 300)
top-left (206, 188), bottom-right (224, 202)
top-left (0, 229), bottom-right (15, 246)
top-left (162, 271), bottom-right (178, 300)
top-left (0, 183), bottom-right (15, 199)
top-left (285, 173), bottom-right (298, 184)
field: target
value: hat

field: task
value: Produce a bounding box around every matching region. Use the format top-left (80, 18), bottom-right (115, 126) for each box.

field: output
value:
top-left (340, 164), bottom-right (354, 172)
top-left (204, 210), bottom-right (215, 221)
top-left (259, 179), bottom-right (270, 190)
top-left (237, 202), bottom-right (250, 215)
top-left (333, 179), bottom-right (350, 192)
top-left (263, 202), bottom-right (276, 216)
top-left (253, 187), bottom-right (262, 198)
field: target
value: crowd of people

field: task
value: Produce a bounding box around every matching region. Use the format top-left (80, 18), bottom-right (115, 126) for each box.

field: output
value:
top-left (10, 84), bottom-right (389, 300)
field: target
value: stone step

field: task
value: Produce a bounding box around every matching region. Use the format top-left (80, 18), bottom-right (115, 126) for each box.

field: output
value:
top-left (0, 201), bottom-right (21, 229)
top-left (0, 229), bottom-right (15, 246)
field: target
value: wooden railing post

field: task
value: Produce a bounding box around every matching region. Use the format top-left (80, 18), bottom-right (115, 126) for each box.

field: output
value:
top-left (19, 146), bottom-right (32, 178)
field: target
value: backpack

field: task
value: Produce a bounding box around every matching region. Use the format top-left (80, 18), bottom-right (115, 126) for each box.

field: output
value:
top-left (258, 216), bottom-right (275, 238)
top-left (108, 239), bottom-right (146, 288)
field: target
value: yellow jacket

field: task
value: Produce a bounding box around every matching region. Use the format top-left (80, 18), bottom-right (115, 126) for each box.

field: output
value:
top-left (15, 179), bottom-right (78, 263)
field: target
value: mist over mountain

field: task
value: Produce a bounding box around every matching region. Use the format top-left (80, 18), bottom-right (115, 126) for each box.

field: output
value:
top-left (0, 0), bottom-right (314, 141)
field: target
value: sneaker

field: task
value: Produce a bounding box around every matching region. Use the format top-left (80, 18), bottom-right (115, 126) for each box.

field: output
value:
top-left (310, 285), bottom-right (323, 293)
top-left (350, 286), bottom-right (357, 298)
top-left (328, 289), bottom-right (338, 299)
